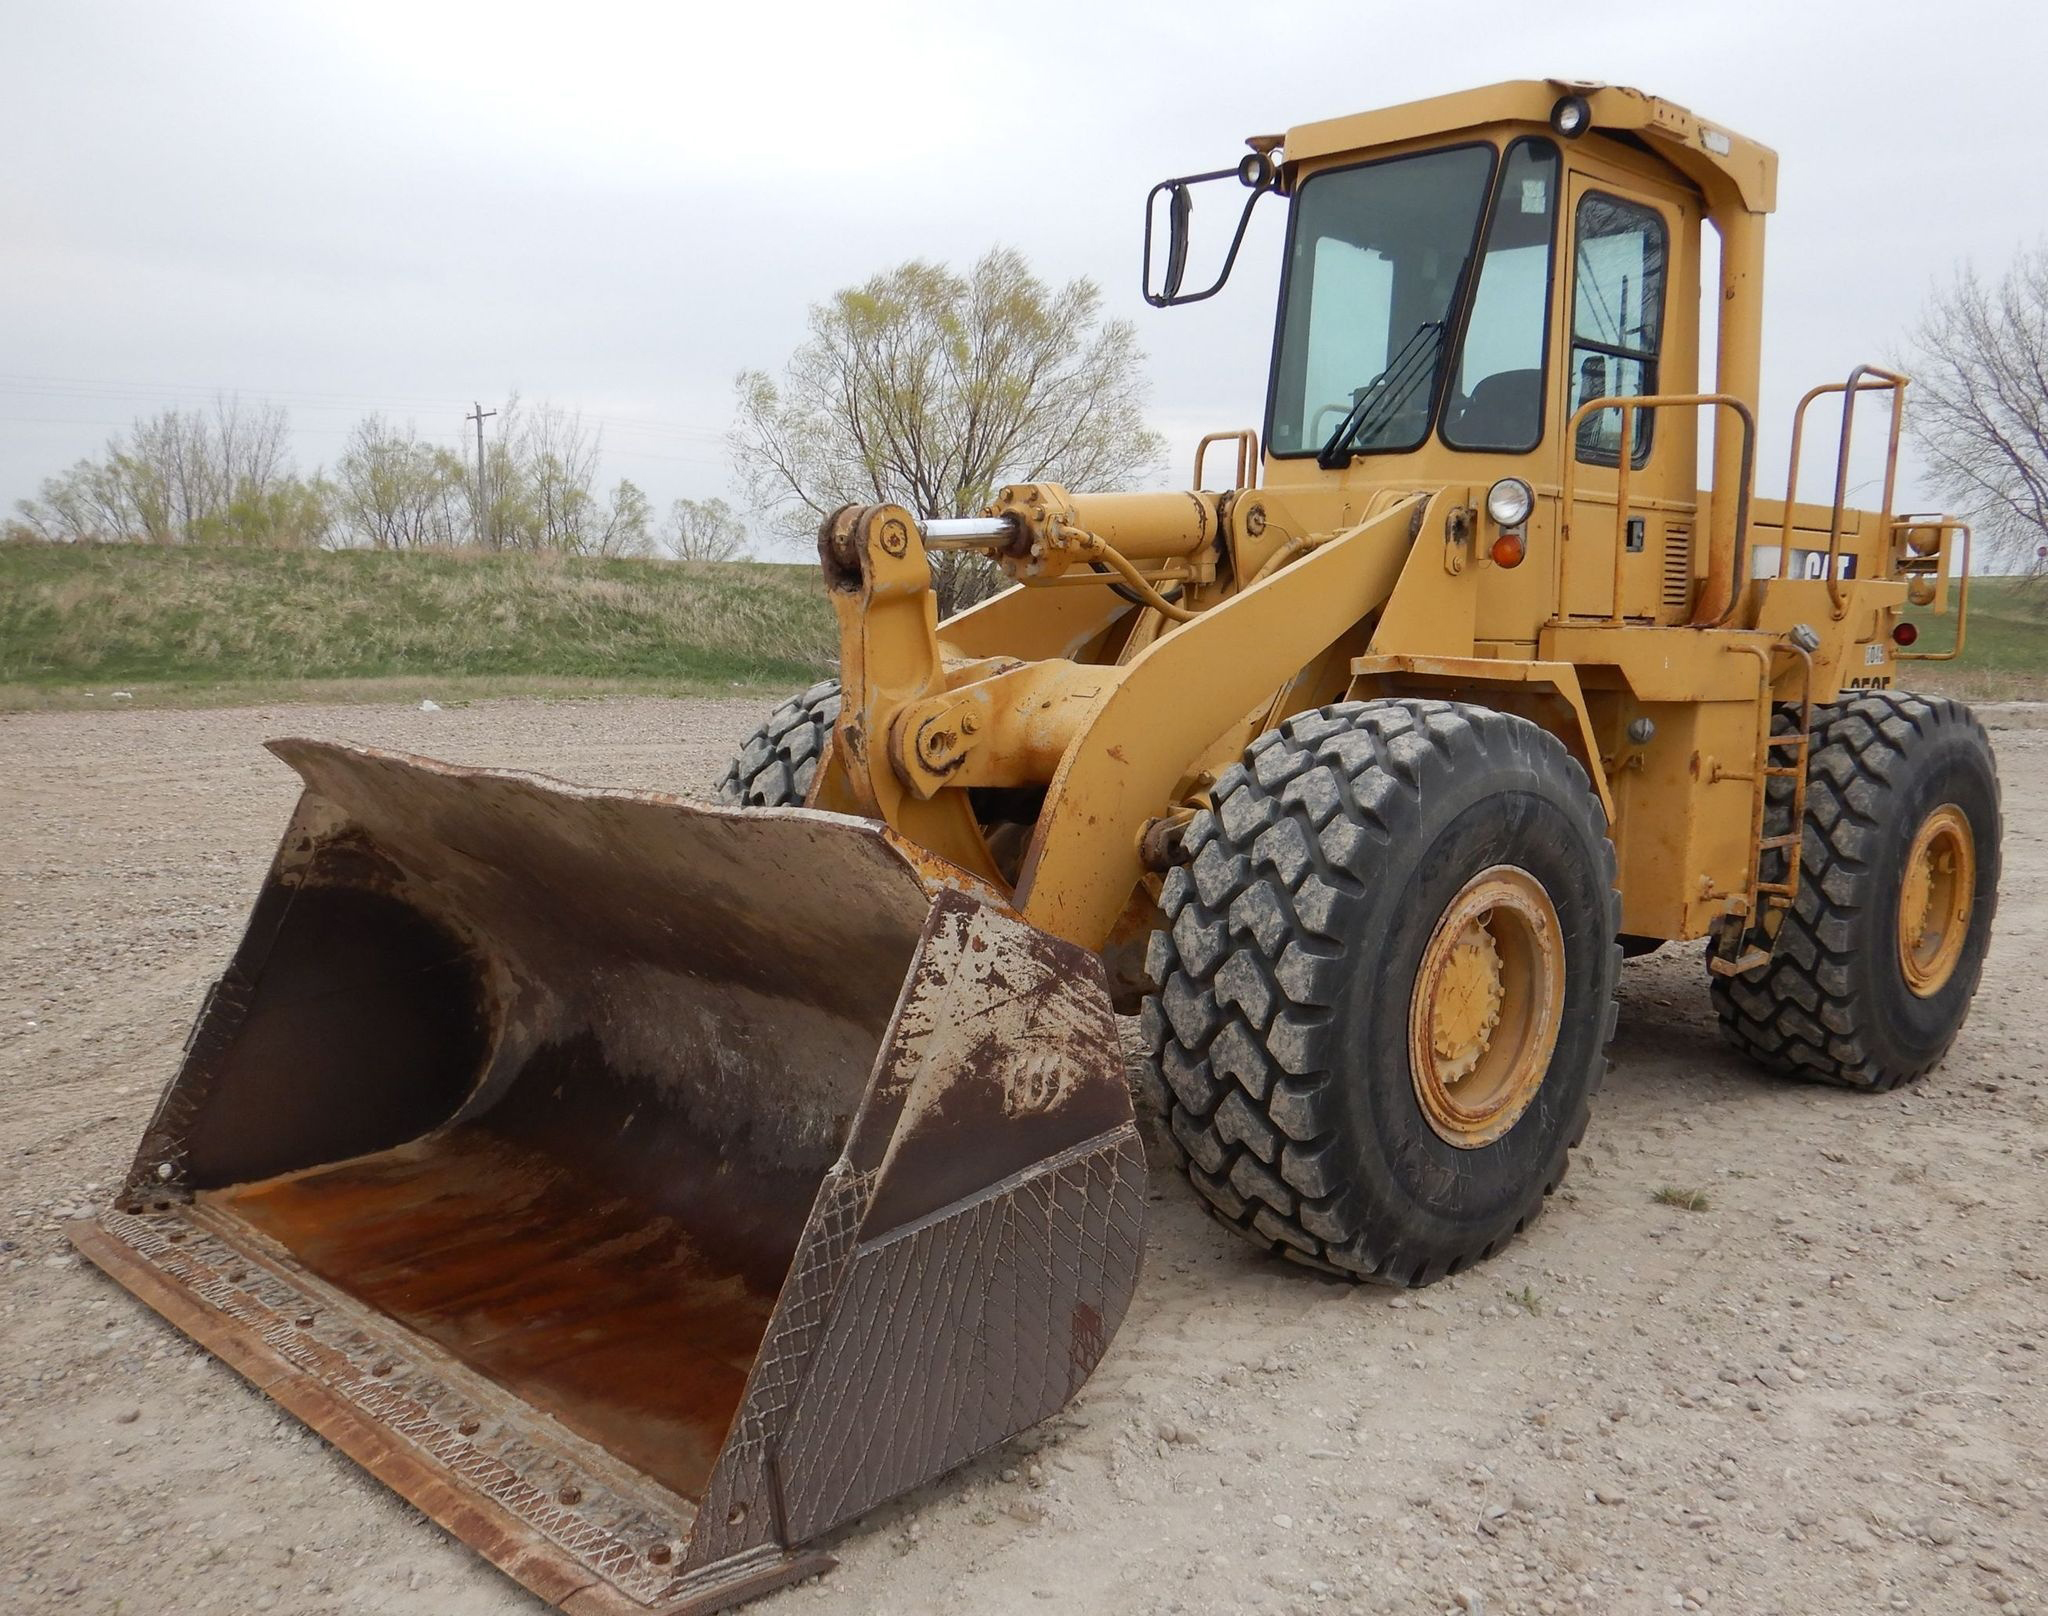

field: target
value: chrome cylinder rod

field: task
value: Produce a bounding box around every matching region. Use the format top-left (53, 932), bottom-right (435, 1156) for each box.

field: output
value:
top-left (918, 516), bottom-right (1016, 545)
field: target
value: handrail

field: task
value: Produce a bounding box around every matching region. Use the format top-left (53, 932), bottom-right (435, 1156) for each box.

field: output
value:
top-left (1892, 517), bottom-right (1974, 662)
top-left (1194, 428), bottom-right (1259, 491)
top-left (1777, 364), bottom-right (1907, 615)
top-left (1560, 392), bottom-right (1755, 628)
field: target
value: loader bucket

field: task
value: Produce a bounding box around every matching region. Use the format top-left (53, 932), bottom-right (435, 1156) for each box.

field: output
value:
top-left (71, 740), bottom-right (1143, 1616)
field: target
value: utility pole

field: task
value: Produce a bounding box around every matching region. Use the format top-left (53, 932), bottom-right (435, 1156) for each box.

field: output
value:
top-left (466, 401), bottom-right (497, 548)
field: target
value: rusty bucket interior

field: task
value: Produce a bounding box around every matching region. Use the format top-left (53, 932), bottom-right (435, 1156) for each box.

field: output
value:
top-left (75, 740), bottom-right (1144, 1616)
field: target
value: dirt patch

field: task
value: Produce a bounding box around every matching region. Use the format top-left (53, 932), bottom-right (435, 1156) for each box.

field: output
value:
top-left (3, 697), bottom-right (2044, 1615)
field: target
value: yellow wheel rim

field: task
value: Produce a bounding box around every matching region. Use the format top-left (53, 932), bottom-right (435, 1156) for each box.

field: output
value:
top-left (1409, 865), bottom-right (1566, 1150)
top-left (1898, 803), bottom-right (1975, 997)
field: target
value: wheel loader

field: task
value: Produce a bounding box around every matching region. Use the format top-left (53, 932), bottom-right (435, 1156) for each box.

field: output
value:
top-left (75, 80), bottom-right (2000, 1615)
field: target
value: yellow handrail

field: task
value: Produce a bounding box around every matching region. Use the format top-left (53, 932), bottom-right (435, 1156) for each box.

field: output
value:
top-left (1559, 392), bottom-right (1755, 627)
top-left (1778, 365), bottom-right (1907, 615)
top-left (1193, 429), bottom-right (1259, 491)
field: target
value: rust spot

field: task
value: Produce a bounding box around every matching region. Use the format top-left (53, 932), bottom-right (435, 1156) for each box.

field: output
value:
top-left (1106, 745), bottom-right (1129, 764)
top-left (217, 1125), bottom-right (783, 1505)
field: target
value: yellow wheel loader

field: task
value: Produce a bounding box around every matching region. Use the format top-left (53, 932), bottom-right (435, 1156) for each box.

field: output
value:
top-left (75, 80), bottom-right (2000, 1614)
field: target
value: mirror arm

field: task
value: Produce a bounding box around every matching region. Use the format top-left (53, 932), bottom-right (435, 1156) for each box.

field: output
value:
top-left (1142, 166), bottom-right (1276, 309)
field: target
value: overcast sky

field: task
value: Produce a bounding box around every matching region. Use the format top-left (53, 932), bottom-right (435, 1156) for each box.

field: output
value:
top-left (5, 0), bottom-right (2043, 550)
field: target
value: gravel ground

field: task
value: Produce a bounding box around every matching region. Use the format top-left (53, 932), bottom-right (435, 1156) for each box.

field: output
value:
top-left (2, 695), bottom-right (2044, 1616)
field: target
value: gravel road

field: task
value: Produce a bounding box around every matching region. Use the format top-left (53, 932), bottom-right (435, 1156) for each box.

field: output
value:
top-left (2, 696), bottom-right (2043, 1616)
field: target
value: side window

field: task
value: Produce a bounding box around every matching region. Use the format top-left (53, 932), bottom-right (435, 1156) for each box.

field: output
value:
top-left (1570, 192), bottom-right (1667, 468)
top-left (1444, 138), bottom-right (1560, 452)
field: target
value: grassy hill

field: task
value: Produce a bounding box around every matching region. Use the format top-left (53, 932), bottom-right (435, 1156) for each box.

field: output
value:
top-left (1901, 574), bottom-right (2048, 700)
top-left (0, 543), bottom-right (838, 708)
top-left (0, 540), bottom-right (2039, 710)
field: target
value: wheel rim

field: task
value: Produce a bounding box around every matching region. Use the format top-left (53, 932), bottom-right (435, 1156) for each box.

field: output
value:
top-left (1897, 803), bottom-right (1975, 997)
top-left (1409, 865), bottom-right (1566, 1150)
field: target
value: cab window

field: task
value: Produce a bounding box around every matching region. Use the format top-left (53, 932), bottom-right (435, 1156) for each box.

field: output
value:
top-left (1443, 138), bottom-right (1561, 453)
top-left (1267, 144), bottom-right (1496, 458)
top-left (1569, 191), bottom-right (1667, 468)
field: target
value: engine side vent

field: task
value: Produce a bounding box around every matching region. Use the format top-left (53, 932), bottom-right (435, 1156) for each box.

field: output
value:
top-left (1662, 523), bottom-right (1693, 609)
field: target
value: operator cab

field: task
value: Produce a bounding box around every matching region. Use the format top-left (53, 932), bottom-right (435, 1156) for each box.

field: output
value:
top-left (1144, 81), bottom-right (1769, 628)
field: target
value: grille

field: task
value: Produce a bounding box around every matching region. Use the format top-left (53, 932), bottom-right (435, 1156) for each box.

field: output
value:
top-left (1662, 523), bottom-right (1693, 609)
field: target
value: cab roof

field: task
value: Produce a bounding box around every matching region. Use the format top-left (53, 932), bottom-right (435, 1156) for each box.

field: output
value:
top-left (1278, 80), bottom-right (1776, 215)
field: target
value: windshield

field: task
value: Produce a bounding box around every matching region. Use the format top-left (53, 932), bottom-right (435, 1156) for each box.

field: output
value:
top-left (1267, 144), bottom-right (1497, 458)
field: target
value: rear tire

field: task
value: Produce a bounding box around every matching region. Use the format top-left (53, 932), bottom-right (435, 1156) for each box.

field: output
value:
top-left (715, 680), bottom-right (840, 807)
top-left (1710, 691), bottom-right (2000, 1090)
top-left (1140, 699), bottom-right (1620, 1287)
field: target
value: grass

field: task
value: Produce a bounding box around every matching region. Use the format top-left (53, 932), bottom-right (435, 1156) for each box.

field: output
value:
top-left (1652, 1186), bottom-right (1712, 1212)
top-left (1901, 575), bottom-right (2048, 702)
top-left (0, 542), bottom-right (838, 709)
top-left (1, 542), bottom-right (2041, 712)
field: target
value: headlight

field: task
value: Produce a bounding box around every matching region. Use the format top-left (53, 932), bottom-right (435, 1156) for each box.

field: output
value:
top-left (1486, 477), bottom-right (1535, 530)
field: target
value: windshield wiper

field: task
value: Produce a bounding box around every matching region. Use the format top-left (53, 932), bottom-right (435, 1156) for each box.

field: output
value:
top-left (1317, 320), bottom-right (1445, 470)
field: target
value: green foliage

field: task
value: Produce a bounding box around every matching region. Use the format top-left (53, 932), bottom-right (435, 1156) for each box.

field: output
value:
top-left (663, 496), bottom-right (749, 560)
top-left (0, 542), bottom-right (835, 697)
top-left (732, 245), bottom-right (1164, 614)
top-left (12, 396), bottom-right (671, 560)
top-left (333, 414), bottom-right (471, 549)
top-left (12, 398), bottom-right (312, 546)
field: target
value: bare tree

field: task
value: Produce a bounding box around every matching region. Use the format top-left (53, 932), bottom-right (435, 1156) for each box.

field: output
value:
top-left (731, 246), bottom-right (1164, 614)
top-left (662, 496), bottom-right (748, 561)
top-left (462, 398), bottom-right (649, 555)
top-left (514, 401), bottom-right (604, 552)
top-left (590, 479), bottom-right (655, 557)
top-left (1904, 243), bottom-right (2048, 576)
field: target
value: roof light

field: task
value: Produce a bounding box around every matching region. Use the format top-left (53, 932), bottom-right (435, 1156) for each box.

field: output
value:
top-left (1550, 95), bottom-right (1592, 139)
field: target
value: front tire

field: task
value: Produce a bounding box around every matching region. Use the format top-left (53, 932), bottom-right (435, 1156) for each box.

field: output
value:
top-left (1711, 691), bottom-right (2001, 1090)
top-left (1140, 699), bottom-right (1621, 1287)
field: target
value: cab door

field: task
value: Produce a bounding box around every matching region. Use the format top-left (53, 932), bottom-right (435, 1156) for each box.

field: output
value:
top-left (1557, 171), bottom-right (1701, 621)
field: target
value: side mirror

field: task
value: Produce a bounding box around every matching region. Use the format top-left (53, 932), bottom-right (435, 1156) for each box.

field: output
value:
top-left (1142, 152), bottom-right (1277, 308)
